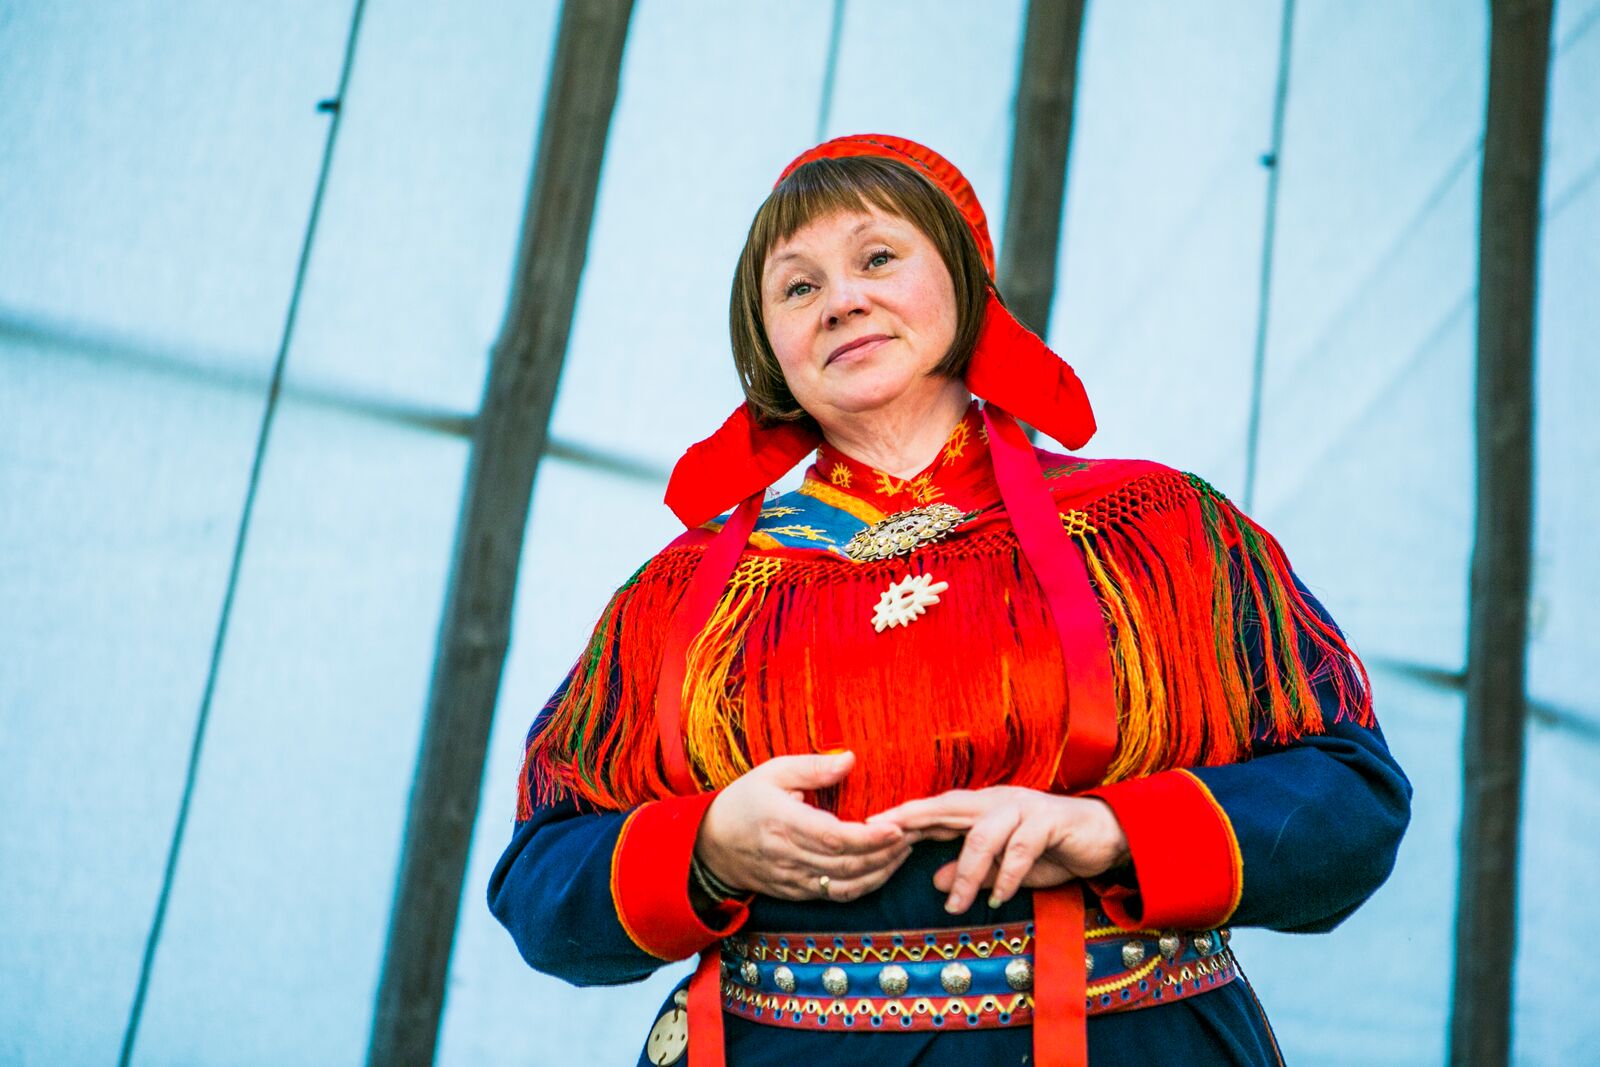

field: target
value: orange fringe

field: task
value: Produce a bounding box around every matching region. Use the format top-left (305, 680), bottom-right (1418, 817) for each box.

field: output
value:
top-left (518, 470), bottom-right (1373, 821)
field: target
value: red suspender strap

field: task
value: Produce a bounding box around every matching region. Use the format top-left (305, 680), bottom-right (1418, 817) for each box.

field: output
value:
top-left (983, 406), bottom-right (1108, 1066)
top-left (980, 405), bottom-right (1118, 788)
top-left (688, 948), bottom-right (727, 1067)
top-left (656, 492), bottom-right (763, 796)
top-left (1033, 884), bottom-right (1089, 1067)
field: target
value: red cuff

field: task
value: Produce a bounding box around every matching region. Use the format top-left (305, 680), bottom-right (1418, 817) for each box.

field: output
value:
top-left (610, 791), bottom-right (750, 960)
top-left (1082, 769), bottom-right (1243, 930)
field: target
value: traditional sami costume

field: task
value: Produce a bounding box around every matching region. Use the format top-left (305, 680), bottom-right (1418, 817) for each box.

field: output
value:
top-left (488, 135), bottom-right (1411, 1067)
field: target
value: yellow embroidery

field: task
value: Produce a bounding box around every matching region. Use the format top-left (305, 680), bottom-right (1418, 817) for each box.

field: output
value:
top-left (874, 472), bottom-right (906, 498)
top-left (829, 462), bottom-right (853, 487)
top-left (763, 524), bottom-right (833, 543)
top-left (760, 505), bottom-right (801, 518)
top-left (977, 421), bottom-right (989, 444)
top-left (941, 419), bottom-right (971, 463)
top-left (907, 473), bottom-right (944, 505)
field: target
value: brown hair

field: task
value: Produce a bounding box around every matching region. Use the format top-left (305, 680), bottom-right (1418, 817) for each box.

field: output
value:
top-left (729, 155), bottom-right (994, 424)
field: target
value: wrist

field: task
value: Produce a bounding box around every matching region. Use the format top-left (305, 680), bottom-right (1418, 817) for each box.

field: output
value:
top-left (689, 850), bottom-right (742, 904)
top-left (1090, 797), bottom-right (1132, 870)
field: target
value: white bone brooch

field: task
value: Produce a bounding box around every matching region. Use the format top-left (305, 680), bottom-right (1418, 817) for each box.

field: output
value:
top-left (871, 573), bottom-right (950, 632)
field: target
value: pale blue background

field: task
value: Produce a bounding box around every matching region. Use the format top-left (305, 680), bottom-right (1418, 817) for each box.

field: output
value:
top-left (2, 2), bottom-right (1596, 1064)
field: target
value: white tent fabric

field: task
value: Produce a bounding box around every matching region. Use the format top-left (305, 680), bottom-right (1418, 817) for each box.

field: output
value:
top-left (2, 2), bottom-right (1596, 1065)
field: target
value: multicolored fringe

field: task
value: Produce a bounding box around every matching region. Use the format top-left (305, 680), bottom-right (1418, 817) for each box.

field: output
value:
top-left (518, 469), bottom-right (1373, 822)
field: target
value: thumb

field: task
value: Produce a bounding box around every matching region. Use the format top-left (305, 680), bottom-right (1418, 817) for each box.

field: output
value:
top-left (763, 750), bottom-right (855, 790)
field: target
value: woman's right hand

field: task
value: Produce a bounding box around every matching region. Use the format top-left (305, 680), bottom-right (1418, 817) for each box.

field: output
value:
top-left (695, 751), bottom-right (911, 902)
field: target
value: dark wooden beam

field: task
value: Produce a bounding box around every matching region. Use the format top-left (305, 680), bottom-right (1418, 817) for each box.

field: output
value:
top-left (1449, 1), bottom-right (1552, 1063)
top-left (365, 2), bottom-right (635, 1064)
top-left (997, 0), bottom-right (1088, 340)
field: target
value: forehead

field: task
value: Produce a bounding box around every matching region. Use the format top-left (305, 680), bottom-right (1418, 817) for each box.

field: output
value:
top-left (762, 207), bottom-right (920, 270)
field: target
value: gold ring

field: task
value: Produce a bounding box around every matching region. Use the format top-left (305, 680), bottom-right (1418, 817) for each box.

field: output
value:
top-left (818, 874), bottom-right (831, 897)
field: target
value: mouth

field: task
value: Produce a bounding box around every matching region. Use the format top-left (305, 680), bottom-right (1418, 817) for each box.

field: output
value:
top-left (826, 334), bottom-right (892, 366)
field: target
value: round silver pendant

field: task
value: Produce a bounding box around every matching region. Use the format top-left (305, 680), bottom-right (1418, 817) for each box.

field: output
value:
top-left (645, 1007), bottom-right (687, 1065)
top-left (773, 965), bottom-right (796, 994)
top-left (821, 965), bottom-right (849, 996)
top-left (878, 964), bottom-right (909, 996)
top-left (1121, 940), bottom-right (1147, 968)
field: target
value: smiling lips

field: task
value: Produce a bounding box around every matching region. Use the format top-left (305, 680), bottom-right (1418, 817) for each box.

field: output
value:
top-left (826, 333), bottom-right (892, 366)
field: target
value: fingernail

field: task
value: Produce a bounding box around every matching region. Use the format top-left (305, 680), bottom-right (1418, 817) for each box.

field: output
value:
top-left (988, 893), bottom-right (1003, 910)
top-left (944, 897), bottom-right (960, 914)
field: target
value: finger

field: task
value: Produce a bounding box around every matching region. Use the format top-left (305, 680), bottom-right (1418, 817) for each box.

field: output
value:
top-left (816, 847), bottom-right (915, 902)
top-left (760, 751), bottom-right (856, 791)
top-left (806, 842), bottom-right (913, 881)
top-left (903, 827), bottom-right (964, 845)
top-left (986, 819), bottom-right (1051, 908)
top-left (868, 791), bottom-right (981, 830)
top-left (945, 807), bottom-right (1021, 914)
top-left (932, 859), bottom-right (964, 894)
top-left (784, 803), bottom-right (903, 856)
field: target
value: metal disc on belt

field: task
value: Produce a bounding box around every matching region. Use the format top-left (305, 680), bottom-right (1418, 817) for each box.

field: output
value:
top-left (645, 1007), bottom-right (688, 1065)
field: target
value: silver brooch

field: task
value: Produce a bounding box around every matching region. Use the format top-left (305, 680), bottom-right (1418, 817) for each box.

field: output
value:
top-left (843, 503), bottom-right (966, 561)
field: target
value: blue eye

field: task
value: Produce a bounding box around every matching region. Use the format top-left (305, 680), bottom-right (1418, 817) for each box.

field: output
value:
top-left (867, 249), bottom-right (893, 268)
top-left (786, 280), bottom-right (814, 298)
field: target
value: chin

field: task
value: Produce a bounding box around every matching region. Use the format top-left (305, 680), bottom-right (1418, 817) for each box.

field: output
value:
top-left (816, 369), bottom-right (920, 415)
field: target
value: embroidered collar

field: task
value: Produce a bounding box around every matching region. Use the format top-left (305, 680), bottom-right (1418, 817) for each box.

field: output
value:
top-left (801, 400), bottom-right (1001, 515)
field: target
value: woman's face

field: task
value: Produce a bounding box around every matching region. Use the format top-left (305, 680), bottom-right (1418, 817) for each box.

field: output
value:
top-left (760, 205), bottom-right (958, 424)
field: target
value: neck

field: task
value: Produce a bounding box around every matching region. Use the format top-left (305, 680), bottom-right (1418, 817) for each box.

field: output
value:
top-left (817, 383), bottom-right (973, 479)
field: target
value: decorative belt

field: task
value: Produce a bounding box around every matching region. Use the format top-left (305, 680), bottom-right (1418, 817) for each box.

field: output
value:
top-left (718, 914), bottom-right (1236, 1032)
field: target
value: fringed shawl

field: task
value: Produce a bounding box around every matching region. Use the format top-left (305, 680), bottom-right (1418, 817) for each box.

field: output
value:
top-left (518, 462), bottom-right (1372, 823)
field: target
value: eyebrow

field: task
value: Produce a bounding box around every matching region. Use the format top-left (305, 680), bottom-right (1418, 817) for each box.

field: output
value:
top-left (766, 218), bottom-right (884, 270)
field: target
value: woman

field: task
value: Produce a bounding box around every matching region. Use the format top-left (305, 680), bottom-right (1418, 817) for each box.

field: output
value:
top-left (489, 134), bottom-right (1411, 1067)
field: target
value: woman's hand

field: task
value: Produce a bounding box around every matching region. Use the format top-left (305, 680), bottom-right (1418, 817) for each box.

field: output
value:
top-left (696, 751), bottom-right (911, 902)
top-left (869, 787), bottom-right (1130, 914)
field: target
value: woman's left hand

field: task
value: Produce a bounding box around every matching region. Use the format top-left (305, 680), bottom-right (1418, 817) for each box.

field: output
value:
top-left (869, 787), bottom-right (1131, 914)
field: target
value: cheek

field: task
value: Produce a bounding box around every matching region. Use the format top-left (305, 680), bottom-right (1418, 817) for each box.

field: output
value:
top-left (905, 272), bottom-right (959, 348)
top-left (764, 316), bottom-right (814, 383)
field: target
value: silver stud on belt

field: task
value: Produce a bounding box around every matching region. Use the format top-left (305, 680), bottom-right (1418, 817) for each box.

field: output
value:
top-left (939, 961), bottom-right (972, 994)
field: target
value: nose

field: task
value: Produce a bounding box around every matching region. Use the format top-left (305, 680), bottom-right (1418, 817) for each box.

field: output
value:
top-left (822, 275), bottom-right (869, 327)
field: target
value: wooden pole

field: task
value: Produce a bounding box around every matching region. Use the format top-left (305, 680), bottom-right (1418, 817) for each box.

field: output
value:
top-left (1449, 1), bottom-right (1551, 1063)
top-left (998, 0), bottom-right (1088, 340)
top-left (366, 2), bottom-right (635, 1064)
